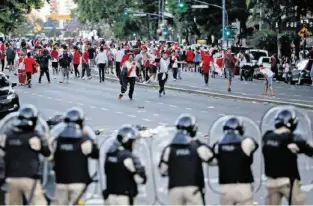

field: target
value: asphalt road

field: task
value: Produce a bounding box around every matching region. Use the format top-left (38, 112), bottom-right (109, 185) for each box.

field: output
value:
top-left (104, 69), bottom-right (313, 105)
top-left (6, 71), bottom-right (313, 205)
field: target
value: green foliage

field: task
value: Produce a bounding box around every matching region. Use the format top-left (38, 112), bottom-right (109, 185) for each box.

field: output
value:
top-left (249, 29), bottom-right (277, 53)
top-left (0, 0), bottom-right (45, 33)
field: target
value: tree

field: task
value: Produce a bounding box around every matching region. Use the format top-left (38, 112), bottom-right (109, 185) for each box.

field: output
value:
top-left (0, 0), bottom-right (45, 33)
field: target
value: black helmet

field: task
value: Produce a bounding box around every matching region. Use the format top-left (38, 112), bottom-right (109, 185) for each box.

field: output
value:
top-left (175, 114), bottom-right (198, 137)
top-left (64, 107), bottom-right (84, 127)
top-left (116, 125), bottom-right (139, 151)
top-left (223, 117), bottom-right (244, 136)
top-left (16, 104), bottom-right (39, 130)
top-left (274, 109), bottom-right (298, 131)
top-left (47, 114), bottom-right (64, 129)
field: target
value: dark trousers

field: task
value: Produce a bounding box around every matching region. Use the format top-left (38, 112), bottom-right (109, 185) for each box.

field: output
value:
top-left (81, 63), bottom-right (89, 78)
top-left (172, 67), bottom-right (178, 79)
top-left (115, 62), bottom-right (121, 77)
top-left (158, 73), bottom-right (168, 94)
top-left (73, 64), bottom-right (80, 77)
top-left (203, 72), bottom-right (209, 84)
top-left (121, 77), bottom-right (136, 98)
top-left (98, 63), bottom-right (106, 82)
top-left (39, 67), bottom-right (50, 82)
top-left (1, 59), bottom-right (4, 71)
top-left (26, 72), bottom-right (32, 86)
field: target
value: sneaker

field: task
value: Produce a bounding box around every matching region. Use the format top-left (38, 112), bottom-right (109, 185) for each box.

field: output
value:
top-left (163, 91), bottom-right (165, 95)
top-left (118, 94), bottom-right (123, 99)
top-left (228, 88), bottom-right (231, 92)
top-left (38, 81), bottom-right (41, 83)
top-left (129, 97), bottom-right (133, 100)
top-left (59, 81), bottom-right (63, 83)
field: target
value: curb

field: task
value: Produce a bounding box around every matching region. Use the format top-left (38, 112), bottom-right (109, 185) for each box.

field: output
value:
top-left (92, 74), bottom-right (313, 110)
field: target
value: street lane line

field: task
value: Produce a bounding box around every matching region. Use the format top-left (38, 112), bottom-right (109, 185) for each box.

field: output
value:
top-left (143, 118), bottom-right (151, 122)
top-left (31, 93), bottom-right (35, 95)
top-left (170, 105), bottom-right (177, 108)
top-left (158, 102), bottom-right (164, 105)
top-left (127, 114), bottom-right (136, 118)
top-left (159, 123), bottom-right (167, 125)
top-left (185, 108), bottom-right (192, 110)
top-left (68, 101), bottom-right (73, 103)
top-left (115, 112), bottom-right (122, 114)
top-left (37, 94), bottom-right (43, 97)
top-left (218, 114), bottom-right (226, 116)
top-left (101, 108), bottom-right (108, 111)
top-left (153, 114), bottom-right (159, 116)
top-left (56, 98), bottom-right (62, 101)
top-left (201, 111), bottom-right (208, 113)
top-left (78, 103), bottom-right (84, 106)
top-left (145, 100), bottom-right (151, 103)
top-left (208, 106), bottom-right (215, 109)
top-left (48, 97), bottom-right (52, 99)
top-left (89, 106), bottom-right (96, 109)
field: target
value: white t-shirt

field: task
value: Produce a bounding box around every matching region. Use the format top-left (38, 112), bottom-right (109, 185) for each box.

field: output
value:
top-left (260, 67), bottom-right (274, 78)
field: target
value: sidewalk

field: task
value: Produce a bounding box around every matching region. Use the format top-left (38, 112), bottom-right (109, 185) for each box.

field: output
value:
top-left (93, 69), bottom-right (313, 109)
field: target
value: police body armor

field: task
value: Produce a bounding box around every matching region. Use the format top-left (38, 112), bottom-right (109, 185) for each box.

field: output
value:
top-left (52, 123), bottom-right (91, 184)
top-left (217, 132), bottom-right (254, 185)
top-left (167, 131), bottom-right (204, 189)
top-left (5, 130), bottom-right (43, 178)
top-left (105, 145), bottom-right (139, 198)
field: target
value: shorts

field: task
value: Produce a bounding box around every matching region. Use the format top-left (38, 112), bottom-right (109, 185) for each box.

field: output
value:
top-left (194, 62), bottom-right (200, 65)
top-left (225, 70), bottom-right (232, 78)
top-left (7, 59), bottom-right (14, 65)
top-left (265, 76), bottom-right (273, 86)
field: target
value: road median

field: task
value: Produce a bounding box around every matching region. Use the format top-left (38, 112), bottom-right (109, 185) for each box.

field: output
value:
top-left (98, 74), bottom-right (313, 110)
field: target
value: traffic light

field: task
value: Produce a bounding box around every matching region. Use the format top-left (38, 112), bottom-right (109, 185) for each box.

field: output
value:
top-left (178, 0), bottom-right (185, 8)
top-left (176, 0), bottom-right (187, 12)
top-left (123, 8), bottom-right (129, 16)
top-left (224, 27), bottom-right (234, 39)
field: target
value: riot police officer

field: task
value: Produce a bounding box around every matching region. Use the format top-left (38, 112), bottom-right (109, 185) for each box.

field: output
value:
top-left (104, 125), bottom-right (147, 205)
top-left (49, 107), bottom-right (99, 205)
top-left (212, 117), bottom-right (258, 205)
top-left (158, 114), bottom-right (214, 205)
top-left (0, 105), bottom-right (51, 205)
top-left (262, 109), bottom-right (313, 205)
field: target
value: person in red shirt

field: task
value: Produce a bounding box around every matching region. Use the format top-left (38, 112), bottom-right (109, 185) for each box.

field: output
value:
top-left (186, 48), bottom-right (194, 71)
top-left (120, 50), bottom-right (130, 67)
top-left (23, 52), bottom-right (36, 88)
top-left (73, 46), bottom-right (81, 77)
top-left (50, 47), bottom-right (59, 75)
top-left (81, 47), bottom-right (90, 79)
top-left (201, 50), bottom-right (213, 86)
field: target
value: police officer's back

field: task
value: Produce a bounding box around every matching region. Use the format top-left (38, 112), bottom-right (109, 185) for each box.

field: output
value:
top-left (262, 109), bottom-right (313, 205)
top-left (49, 107), bottom-right (99, 205)
top-left (104, 125), bottom-right (146, 205)
top-left (158, 114), bottom-right (214, 205)
top-left (0, 105), bottom-right (51, 205)
top-left (213, 117), bottom-right (258, 205)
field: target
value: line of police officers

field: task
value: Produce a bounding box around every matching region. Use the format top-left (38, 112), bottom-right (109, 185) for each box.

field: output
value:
top-left (0, 104), bottom-right (312, 205)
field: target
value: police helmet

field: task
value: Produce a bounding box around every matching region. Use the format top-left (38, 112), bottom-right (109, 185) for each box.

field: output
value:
top-left (16, 104), bottom-right (39, 130)
top-left (223, 117), bottom-right (244, 136)
top-left (63, 107), bottom-right (84, 127)
top-left (47, 114), bottom-right (64, 129)
top-left (116, 125), bottom-right (139, 151)
top-left (274, 109), bottom-right (298, 131)
top-left (175, 114), bottom-right (198, 137)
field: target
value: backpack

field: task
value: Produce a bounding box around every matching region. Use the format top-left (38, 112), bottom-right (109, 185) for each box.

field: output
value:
top-left (40, 55), bottom-right (50, 68)
top-left (60, 53), bottom-right (70, 68)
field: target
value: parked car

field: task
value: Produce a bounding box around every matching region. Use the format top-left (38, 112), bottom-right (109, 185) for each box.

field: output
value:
top-left (287, 59), bottom-right (312, 85)
top-left (0, 73), bottom-right (20, 118)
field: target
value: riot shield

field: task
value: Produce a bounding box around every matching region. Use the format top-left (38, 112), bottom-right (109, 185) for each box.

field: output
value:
top-left (207, 115), bottom-right (262, 194)
top-left (260, 105), bottom-right (313, 187)
top-left (98, 128), bottom-right (155, 205)
top-left (0, 112), bottom-right (49, 137)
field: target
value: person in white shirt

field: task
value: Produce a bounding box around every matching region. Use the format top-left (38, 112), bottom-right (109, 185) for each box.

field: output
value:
top-left (260, 64), bottom-right (275, 96)
top-left (158, 53), bottom-right (170, 97)
top-left (115, 47), bottom-right (124, 77)
top-left (118, 53), bottom-right (137, 100)
top-left (95, 47), bottom-right (108, 83)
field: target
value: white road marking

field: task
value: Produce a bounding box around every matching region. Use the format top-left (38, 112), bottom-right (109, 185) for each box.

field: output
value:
top-left (185, 108), bottom-right (192, 110)
top-left (31, 93), bottom-right (35, 95)
top-left (158, 102), bottom-right (164, 105)
top-left (145, 100), bottom-right (151, 103)
top-left (89, 105), bottom-right (96, 109)
top-left (201, 111), bottom-right (208, 113)
top-left (143, 118), bottom-right (151, 122)
top-left (252, 101), bottom-right (257, 104)
top-left (153, 114), bottom-right (159, 116)
top-left (218, 114), bottom-right (226, 116)
top-left (101, 108), bottom-right (108, 111)
top-left (159, 122), bottom-right (167, 125)
top-left (37, 94), bottom-right (43, 97)
top-left (24, 91), bottom-right (29, 94)
top-left (86, 117), bottom-right (92, 121)
top-left (68, 101), bottom-right (73, 103)
top-left (170, 105), bottom-right (177, 108)
top-left (48, 97), bottom-right (52, 100)
top-left (78, 103), bottom-right (84, 106)
top-left (127, 114), bottom-right (136, 118)
top-left (207, 106), bottom-right (215, 109)
top-left (198, 132), bottom-right (203, 135)
top-left (56, 98), bottom-right (62, 101)
top-left (115, 112), bottom-right (122, 114)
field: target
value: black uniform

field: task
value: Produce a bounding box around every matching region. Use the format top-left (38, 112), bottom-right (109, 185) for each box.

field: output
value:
top-left (38, 53), bottom-right (51, 83)
top-left (52, 123), bottom-right (99, 205)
